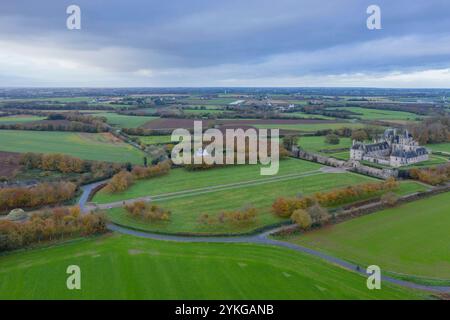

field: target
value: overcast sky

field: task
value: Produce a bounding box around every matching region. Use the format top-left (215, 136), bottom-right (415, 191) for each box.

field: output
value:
top-left (1, 0), bottom-right (450, 87)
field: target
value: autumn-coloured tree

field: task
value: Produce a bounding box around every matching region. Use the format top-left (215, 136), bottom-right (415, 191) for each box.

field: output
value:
top-left (291, 209), bottom-right (312, 230)
top-left (104, 171), bottom-right (135, 193)
top-left (0, 181), bottom-right (77, 212)
top-left (124, 201), bottom-right (170, 222)
top-left (0, 206), bottom-right (107, 251)
top-left (307, 204), bottom-right (330, 225)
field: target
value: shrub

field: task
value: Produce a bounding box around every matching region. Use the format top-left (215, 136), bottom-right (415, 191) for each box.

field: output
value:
top-left (325, 134), bottom-right (340, 145)
top-left (380, 192), bottom-right (399, 207)
top-left (124, 201), bottom-right (171, 222)
top-left (291, 209), bottom-right (312, 230)
top-left (104, 171), bottom-right (135, 193)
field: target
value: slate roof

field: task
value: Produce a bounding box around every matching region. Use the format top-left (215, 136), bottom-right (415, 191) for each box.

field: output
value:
top-left (391, 147), bottom-right (428, 159)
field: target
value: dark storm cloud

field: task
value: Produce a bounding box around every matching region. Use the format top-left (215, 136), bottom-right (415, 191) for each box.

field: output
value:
top-left (0, 0), bottom-right (450, 86)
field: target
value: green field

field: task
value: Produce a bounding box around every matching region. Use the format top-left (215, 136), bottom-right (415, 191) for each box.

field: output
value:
top-left (254, 122), bottom-right (365, 132)
top-left (327, 107), bottom-right (419, 121)
top-left (402, 155), bottom-right (448, 169)
top-left (282, 192), bottom-right (450, 280)
top-left (298, 136), bottom-right (352, 152)
top-left (0, 233), bottom-right (425, 299)
top-left (427, 142), bottom-right (450, 154)
top-left (93, 112), bottom-right (158, 128)
top-left (133, 135), bottom-right (173, 145)
top-left (0, 130), bottom-right (146, 164)
top-left (106, 178), bottom-right (424, 235)
top-left (281, 112), bottom-right (334, 120)
top-left (0, 115), bottom-right (46, 124)
top-left (94, 158), bottom-right (324, 204)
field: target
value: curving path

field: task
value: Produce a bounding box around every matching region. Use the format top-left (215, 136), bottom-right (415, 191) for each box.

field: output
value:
top-left (79, 181), bottom-right (450, 294)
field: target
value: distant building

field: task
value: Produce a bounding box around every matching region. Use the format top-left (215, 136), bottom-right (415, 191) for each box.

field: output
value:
top-left (350, 128), bottom-right (429, 167)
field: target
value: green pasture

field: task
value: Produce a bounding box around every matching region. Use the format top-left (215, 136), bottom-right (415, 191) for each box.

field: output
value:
top-left (0, 130), bottom-right (146, 164)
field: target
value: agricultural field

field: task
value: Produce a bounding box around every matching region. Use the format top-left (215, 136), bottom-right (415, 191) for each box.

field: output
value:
top-left (281, 112), bottom-right (334, 120)
top-left (0, 115), bottom-right (46, 124)
top-left (254, 122), bottom-right (365, 132)
top-left (0, 130), bottom-right (146, 164)
top-left (93, 112), bottom-right (158, 128)
top-left (327, 107), bottom-right (420, 121)
top-left (0, 233), bottom-right (426, 300)
top-left (133, 135), bottom-right (173, 145)
top-left (281, 192), bottom-right (450, 281)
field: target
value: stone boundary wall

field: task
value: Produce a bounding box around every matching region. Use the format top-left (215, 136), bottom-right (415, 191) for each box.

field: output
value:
top-left (291, 147), bottom-right (397, 179)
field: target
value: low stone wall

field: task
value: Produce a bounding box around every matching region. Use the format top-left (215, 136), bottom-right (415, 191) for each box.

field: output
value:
top-left (292, 148), bottom-right (397, 179)
top-left (349, 163), bottom-right (398, 179)
top-left (292, 149), bottom-right (346, 167)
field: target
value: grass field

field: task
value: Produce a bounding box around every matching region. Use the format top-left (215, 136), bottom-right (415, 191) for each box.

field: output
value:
top-left (298, 136), bottom-right (352, 152)
top-left (0, 130), bottom-right (146, 164)
top-left (94, 158), bottom-right (324, 204)
top-left (133, 135), bottom-right (173, 145)
top-left (254, 122), bottom-right (365, 132)
top-left (105, 179), bottom-right (426, 235)
top-left (0, 233), bottom-right (426, 299)
top-left (282, 192), bottom-right (450, 280)
top-left (281, 112), bottom-right (334, 120)
top-left (401, 155), bottom-right (448, 169)
top-left (93, 112), bottom-right (158, 128)
top-left (0, 115), bottom-right (46, 124)
top-left (426, 142), bottom-right (450, 154)
top-left (327, 107), bottom-right (419, 121)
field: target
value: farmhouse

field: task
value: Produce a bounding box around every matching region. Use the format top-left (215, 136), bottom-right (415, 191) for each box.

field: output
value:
top-left (350, 128), bottom-right (429, 167)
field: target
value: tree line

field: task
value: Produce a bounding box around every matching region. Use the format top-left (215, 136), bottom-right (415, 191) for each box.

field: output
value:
top-left (0, 206), bottom-right (108, 251)
top-left (409, 163), bottom-right (450, 185)
top-left (198, 206), bottom-right (258, 227)
top-left (272, 178), bottom-right (399, 218)
top-left (0, 112), bottom-right (109, 133)
top-left (104, 160), bottom-right (172, 193)
top-left (19, 152), bottom-right (123, 184)
top-left (0, 181), bottom-right (77, 212)
top-left (408, 116), bottom-right (450, 145)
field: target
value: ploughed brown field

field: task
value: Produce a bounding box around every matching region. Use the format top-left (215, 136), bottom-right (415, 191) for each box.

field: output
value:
top-left (0, 151), bottom-right (22, 178)
top-left (140, 118), bottom-right (342, 130)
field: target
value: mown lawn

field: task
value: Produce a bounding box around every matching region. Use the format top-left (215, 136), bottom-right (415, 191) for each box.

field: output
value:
top-left (426, 142), bottom-right (450, 154)
top-left (94, 158), bottom-right (323, 204)
top-left (298, 136), bottom-right (352, 152)
top-left (0, 130), bottom-right (146, 164)
top-left (281, 191), bottom-right (450, 280)
top-left (0, 234), bottom-right (426, 299)
top-left (105, 174), bottom-right (426, 235)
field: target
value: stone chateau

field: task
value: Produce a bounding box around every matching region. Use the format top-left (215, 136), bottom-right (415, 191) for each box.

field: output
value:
top-left (350, 128), bottom-right (429, 167)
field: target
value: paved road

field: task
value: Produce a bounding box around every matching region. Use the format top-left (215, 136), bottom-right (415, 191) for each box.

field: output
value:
top-left (79, 178), bottom-right (450, 294)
